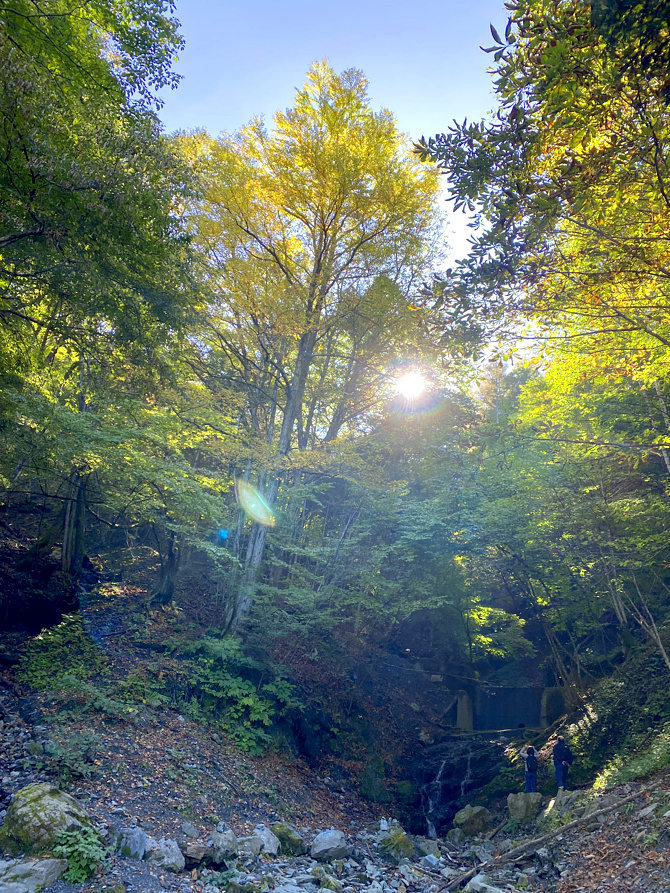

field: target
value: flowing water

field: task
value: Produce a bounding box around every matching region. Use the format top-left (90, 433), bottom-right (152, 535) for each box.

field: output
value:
top-left (409, 735), bottom-right (504, 836)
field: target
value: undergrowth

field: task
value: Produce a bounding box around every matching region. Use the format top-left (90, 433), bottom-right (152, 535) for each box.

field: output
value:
top-left (163, 636), bottom-right (302, 754)
top-left (594, 719), bottom-right (670, 788)
top-left (569, 644), bottom-right (670, 784)
top-left (17, 612), bottom-right (302, 755)
top-left (52, 826), bottom-right (109, 882)
top-left (17, 613), bottom-right (104, 689)
top-left (30, 727), bottom-right (100, 783)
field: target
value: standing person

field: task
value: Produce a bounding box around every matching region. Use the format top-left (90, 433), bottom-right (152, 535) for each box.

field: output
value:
top-left (552, 735), bottom-right (573, 790)
top-left (519, 744), bottom-right (538, 793)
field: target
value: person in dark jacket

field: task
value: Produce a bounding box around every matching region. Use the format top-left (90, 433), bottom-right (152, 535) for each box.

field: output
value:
top-left (520, 744), bottom-right (538, 793)
top-left (552, 735), bottom-right (573, 790)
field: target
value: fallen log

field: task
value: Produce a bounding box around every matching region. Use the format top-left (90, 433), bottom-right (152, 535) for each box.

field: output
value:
top-left (441, 782), bottom-right (656, 891)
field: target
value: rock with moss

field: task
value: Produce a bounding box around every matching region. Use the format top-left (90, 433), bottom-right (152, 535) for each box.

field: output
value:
top-left (507, 792), bottom-right (542, 824)
top-left (0, 857), bottom-right (68, 892)
top-left (115, 827), bottom-right (147, 860)
top-left (415, 837), bottom-right (441, 858)
top-left (453, 805), bottom-right (492, 837)
top-left (377, 828), bottom-right (414, 862)
top-left (359, 755), bottom-right (392, 804)
top-left (270, 823), bottom-right (306, 856)
top-left (0, 783), bottom-right (90, 856)
top-left (447, 828), bottom-right (465, 845)
top-left (310, 865), bottom-right (343, 891)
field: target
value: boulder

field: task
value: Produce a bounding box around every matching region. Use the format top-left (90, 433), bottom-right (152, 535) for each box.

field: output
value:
top-left (453, 805), bottom-right (493, 836)
top-left (310, 829), bottom-right (347, 862)
top-left (446, 828), bottom-right (465, 845)
top-left (310, 865), bottom-right (343, 891)
top-left (583, 794), bottom-right (619, 819)
top-left (378, 828), bottom-right (414, 862)
top-left (420, 854), bottom-right (440, 869)
top-left (0, 857), bottom-right (67, 893)
top-left (181, 822), bottom-right (199, 838)
top-left (116, 827), bottom-right (148, 860)
top-left (415, 838), bottom-right (441, 858)
top-left (238, 835), bottom-right (264, 856)
top-left (540, 788), bottom-right (578, 822)
top-left (0, 783), bottom-right (90, 855)
top-left (145, 837), bottom-right (185, 872)
top-left (181, 841), bottom-right (212, 867)
top-left (554, 788), bottom-right (578, 816)
top-left (507, 792), bottom-right (542, 823)
top-left (254, 823), bottom-right (280, 855)
top-left (211, 828), bottom-right (238, 862)
top-left (270, 823), bottom-right (307, 856)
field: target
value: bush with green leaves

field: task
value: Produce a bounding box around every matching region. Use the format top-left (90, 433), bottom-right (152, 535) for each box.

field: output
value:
top-left (164, 636), bottom-right (302, 754)
top-left (17, 613), bottom-right (103, 690)
top-left (55, 674), bottom-right (138, 722)
top-left (116, 665), bottom-right (171, 708)
top-left (28, 727), bottom-right (99, 783)
top-left (53, 826), bottom-right (109, 882)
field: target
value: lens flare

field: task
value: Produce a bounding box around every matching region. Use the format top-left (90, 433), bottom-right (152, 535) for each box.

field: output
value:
top-left (235, 479), bottom-right (276, 527)
top-left (395, 371), bottom-right (426, 400)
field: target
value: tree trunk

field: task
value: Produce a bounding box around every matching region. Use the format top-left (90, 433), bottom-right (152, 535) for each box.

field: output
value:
top-left (150, 530), bottom-right (181, 606)
top-left (61, 474), bottom-right (86, 578)
top-left (233, 328), bottom-right (318, 627)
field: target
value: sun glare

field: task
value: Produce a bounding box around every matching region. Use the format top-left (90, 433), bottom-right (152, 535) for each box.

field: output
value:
top-left (395, 371), bottom-right (426, 400)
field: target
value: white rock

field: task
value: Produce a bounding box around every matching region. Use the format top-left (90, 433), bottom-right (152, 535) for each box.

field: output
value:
top-left (464, 874), bottom-right (507, 893)
top-left (238, 835), bottom-right (264, 856)
top-left (146, 837), bottom-right (186, 872)
top-left (311, 829), bottom-right (347, 862)
top-left (255, 823), bottom-right (281, 855)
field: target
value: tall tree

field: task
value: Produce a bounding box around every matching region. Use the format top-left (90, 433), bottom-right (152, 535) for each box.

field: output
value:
top-left (184, 62), bottom-right (441, 625)
top-left (416, 0), bottom-right (670, 384)
top-left (0, 0), bottom-right (198, 579)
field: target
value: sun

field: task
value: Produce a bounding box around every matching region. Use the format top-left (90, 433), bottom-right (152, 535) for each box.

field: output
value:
top-left (395, 371), bottom-right (426, 400)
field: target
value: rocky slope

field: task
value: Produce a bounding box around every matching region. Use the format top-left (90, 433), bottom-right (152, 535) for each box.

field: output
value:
top-left (2, 666), bottom-right (670, 893)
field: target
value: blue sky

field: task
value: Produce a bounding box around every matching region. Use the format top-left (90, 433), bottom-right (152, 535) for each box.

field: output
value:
top-left (158, 0), bottom-right (508, 258)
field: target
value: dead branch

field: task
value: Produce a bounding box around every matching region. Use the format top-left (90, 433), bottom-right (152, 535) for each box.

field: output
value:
top-left (442, 782), bottom-right (656, 891)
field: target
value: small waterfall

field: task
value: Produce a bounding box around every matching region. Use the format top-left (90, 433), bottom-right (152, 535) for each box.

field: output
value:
top-left (460, 747), bottom-right (473, 798)
top-left (410, 735), bottom-right (503, 836)
top-left (422, 758), bottom-right (447, 837)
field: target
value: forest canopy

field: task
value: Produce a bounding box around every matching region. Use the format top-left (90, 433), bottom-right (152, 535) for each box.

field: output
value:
top-left (2, 0), bottom-right (670, 754)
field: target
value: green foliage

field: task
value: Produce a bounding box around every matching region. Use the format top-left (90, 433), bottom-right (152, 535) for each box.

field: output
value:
top-left (475, 762), bottom-right (524, 802)
top-left (571, 645), bottom-right (670, 782)
top-left (17, 615), bottom-right (103, 690)
top-left (571, 648), bottom-right (670, 785)
top-left (53, 826), bottom-right (109, 882)
top-left (503, 817), bottom-right (521, 836)
top-left (161, 636), bottom-right (302, 754)
top-left (57, 675), bottom-right (139, 721)
top-left (32, 729), bottom-right (99, 784)
top-left (594, 721), bottom-right (670, 788)
top-left (116, 666), bottom-right (171, 708)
